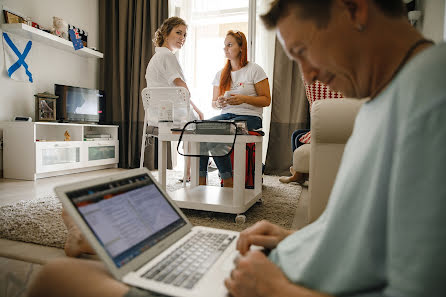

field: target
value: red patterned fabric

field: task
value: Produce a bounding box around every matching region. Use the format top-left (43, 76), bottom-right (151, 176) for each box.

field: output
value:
top-left (299, 81), bottom-right (343, 144)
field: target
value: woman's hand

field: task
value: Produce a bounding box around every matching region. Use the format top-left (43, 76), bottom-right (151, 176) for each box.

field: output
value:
top-left (226, 94), bottom-right (246, 105)
top-left (194, 107), bottom-right (204, 120)
top-left (215, 96), bottom-right (228, 109)
top-left (197, 110), bottom-right (204, 120)
top-left (237, 220), bottom-right (294, 255)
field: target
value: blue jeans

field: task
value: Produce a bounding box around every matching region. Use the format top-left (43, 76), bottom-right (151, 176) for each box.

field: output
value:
top-left (291, 129), bottom-right (310, 152)
top-left (199, 113), bottom-right (262, 179)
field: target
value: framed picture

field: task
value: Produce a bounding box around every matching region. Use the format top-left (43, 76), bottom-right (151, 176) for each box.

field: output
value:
top-left (3, 10), bottom-right (24, 24)
top-left (35, 98), bottom-right (57, 122)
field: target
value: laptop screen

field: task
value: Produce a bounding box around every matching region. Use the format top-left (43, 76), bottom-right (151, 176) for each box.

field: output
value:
top-left (66, 173), bottom-right (186, 267)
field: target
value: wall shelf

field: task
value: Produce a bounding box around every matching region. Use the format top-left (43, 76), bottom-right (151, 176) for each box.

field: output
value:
top-left (1, 23), bottom-right (103, 59)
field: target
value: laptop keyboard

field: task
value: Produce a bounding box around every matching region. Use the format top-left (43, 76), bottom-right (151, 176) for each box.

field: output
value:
top-left (142, 231), bottom-right (236, 289)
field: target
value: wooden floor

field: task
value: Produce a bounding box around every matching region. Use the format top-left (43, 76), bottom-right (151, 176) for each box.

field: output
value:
top-left (0, 168), bottom-right (127, 207)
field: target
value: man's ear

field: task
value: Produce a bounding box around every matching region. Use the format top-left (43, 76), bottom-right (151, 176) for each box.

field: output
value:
top-left (341, 0), bottom-right (368, 27)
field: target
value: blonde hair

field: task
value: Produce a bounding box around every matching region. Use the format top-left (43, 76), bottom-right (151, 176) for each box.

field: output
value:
top-left (152, 17), bottom-right (187, 47)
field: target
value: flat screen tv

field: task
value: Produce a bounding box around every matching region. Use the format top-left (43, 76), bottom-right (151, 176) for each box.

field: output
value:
top-left (55, 84), bottom-right (106, 124)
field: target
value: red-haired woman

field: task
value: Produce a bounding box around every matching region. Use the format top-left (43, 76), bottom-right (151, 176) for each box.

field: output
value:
top-left (199, 30), bottom-right (271, 187)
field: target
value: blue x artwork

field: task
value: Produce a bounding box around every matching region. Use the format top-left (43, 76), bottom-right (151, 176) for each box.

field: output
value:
top-left (68, 29), bottom-right (84, 50)
top-left (2, 33), bottom-right (33, 83)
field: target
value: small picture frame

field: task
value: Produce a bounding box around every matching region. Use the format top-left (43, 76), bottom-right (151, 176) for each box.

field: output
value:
top-left (3, 10), bottom-right (24, 24)
top-left (35, 93), bottom-right (58, 122)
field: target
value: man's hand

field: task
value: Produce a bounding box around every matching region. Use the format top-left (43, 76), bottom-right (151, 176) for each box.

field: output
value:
top-left (237, 220), bottom-right (293, 255)
top-left (225, 250), bottom-right (289, 297)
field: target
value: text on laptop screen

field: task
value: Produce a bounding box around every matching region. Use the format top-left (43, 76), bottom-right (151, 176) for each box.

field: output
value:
top-left (66, 174), bottom-right (186, 267)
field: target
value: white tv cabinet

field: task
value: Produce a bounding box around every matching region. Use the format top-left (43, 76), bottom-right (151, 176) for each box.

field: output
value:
top-left (0, 122), bottom-right (119, 180)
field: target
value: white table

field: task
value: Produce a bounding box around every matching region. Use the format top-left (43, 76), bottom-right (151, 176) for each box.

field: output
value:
top-left (157, 132), bottom-right (263, 223)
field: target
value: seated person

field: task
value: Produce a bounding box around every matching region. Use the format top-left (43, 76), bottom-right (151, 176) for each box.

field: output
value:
top-left (199, 30), bottom-right (271, 188)
top-left (28, 1), bottom-right (446, 297)
top-left (280, 81), bottom-right (343, 184)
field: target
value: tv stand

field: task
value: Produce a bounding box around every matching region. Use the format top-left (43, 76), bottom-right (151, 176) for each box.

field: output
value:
top-left (0, 122), bottom-right (119, 180)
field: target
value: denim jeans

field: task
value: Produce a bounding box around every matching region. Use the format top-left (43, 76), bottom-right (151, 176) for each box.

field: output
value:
top-left (199, 113), bottom-right (262, 179)
top-left (291, 129), bottom-right (310, 152)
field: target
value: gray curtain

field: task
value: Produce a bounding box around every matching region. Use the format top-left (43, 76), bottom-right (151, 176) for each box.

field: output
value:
top-left (264, 38), bottom-right (308, 176)
top-left (99, 0), bottom-right (171, 169)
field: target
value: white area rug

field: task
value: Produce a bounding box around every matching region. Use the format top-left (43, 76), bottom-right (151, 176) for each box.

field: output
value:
top-left (0, 170), bottom-right (302, 249)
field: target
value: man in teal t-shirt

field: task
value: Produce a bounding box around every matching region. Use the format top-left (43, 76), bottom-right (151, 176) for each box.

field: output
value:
top-left (226, 1), bottom-right (446, 297)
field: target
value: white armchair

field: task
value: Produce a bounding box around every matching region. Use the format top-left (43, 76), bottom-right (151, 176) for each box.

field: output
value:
top-left (292, 98), bottom-right (365, 224)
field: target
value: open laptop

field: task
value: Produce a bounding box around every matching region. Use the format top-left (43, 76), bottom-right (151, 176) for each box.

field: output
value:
top-left (55, 168), bottom-right (240, 297)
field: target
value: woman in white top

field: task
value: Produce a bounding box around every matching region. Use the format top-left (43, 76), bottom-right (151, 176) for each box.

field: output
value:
top-left (199, 30), bottom-right (271, 187)
top-left (146, 17), bottom-right (203, 182)
top-left (145, 16), bottom-right (203, 120)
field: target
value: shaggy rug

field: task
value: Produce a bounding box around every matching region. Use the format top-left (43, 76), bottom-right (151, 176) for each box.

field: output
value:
top-left (0, 170), bottom-right (302, 249)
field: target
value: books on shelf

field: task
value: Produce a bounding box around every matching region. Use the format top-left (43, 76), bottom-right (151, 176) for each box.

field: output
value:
top-left (84, 137), bottom-right (113, 141)
top-left (84, 134), bottom-right (111, 138)
top-left (84, 134), bottom-right (113, 141)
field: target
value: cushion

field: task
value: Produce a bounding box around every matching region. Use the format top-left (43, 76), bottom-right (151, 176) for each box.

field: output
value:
top-left (293, 144), bottom-right (310, 173)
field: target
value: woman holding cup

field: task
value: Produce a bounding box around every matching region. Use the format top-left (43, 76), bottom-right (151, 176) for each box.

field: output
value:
top-left (199, 30), bottom-right (271, 187)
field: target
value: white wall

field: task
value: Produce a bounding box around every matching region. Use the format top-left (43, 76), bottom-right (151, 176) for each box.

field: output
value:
top-left (0, 0), bottom-right (100, 121)
top-left (419, 0), bottom-right (446, 43)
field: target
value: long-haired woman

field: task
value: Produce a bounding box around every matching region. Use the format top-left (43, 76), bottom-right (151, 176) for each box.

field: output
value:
top-left (199, 30), bottom-right (271, 187)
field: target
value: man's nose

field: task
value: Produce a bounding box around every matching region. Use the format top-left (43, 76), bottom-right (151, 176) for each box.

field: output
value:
top-left (299, 60), bottom-right (318, 84)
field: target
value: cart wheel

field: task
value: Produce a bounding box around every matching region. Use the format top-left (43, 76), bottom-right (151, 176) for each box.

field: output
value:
top-left (235, 214), bottom-right (246, 224)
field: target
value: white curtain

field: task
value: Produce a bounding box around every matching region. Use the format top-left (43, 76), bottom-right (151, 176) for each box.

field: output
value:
top-left (255, 0), bottom-right (275, 162)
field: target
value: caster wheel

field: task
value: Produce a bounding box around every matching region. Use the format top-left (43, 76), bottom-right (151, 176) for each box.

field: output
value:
top-left (257, 197), bottom-right (264, 204)
top-left (235, 214), bottom-right (246, 224)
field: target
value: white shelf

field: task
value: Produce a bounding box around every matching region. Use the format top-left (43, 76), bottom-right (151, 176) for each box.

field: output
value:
top-left (1, 23), bottom-right (103, 59)
top-left (0, 122), bottom-right (118, 180)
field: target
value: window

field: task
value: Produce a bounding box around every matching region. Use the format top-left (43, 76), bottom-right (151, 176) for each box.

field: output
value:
top-left (170, 0), bottom-right (248, 117)
top-left (169, 0), bottom-right (275, 165)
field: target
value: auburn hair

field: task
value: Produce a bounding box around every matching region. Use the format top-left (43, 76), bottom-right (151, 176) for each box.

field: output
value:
top-left (219, 31), bottom-right (248, 96)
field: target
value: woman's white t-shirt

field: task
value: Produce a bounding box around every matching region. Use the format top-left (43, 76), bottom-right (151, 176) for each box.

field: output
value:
top-left (145, 47), bottom-right (186, 87)
top-left (212, 62), bottom-right (268, 118)
top-left (145, 47), bottom-right (199, 120)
